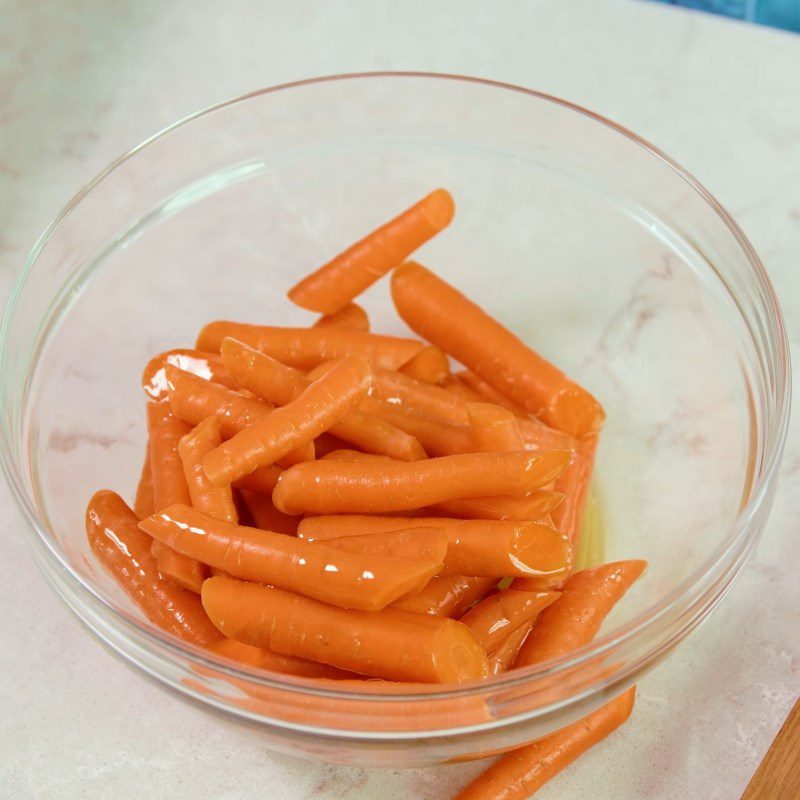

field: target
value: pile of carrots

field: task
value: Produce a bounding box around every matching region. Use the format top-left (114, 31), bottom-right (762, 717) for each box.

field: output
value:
top-left (85, 188), bottom-right (645, 799)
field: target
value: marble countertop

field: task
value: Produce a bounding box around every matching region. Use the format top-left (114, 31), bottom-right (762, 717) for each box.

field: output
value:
top-left (1, 1), bottom-right (798, 797)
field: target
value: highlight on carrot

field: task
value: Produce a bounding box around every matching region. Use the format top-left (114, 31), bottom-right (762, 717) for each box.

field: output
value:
top-left (313, 302), bottom-right (370, 332)
top-left (287, 188), bottom-right (455, 314)
top-left (142, 348), bottom-right (235, 401)
top-left (486, 622), bottom-right (533, 676)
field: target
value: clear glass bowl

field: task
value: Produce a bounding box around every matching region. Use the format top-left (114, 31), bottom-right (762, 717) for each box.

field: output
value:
top-left (0, 73), bottom-right (790, 768)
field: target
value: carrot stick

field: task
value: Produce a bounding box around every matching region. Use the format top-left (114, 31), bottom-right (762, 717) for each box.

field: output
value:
top-left (514, 560), bottom-right (647, 667)
top-left (139, 504), bottom-right (443, 611)
top-left (85, 490), bottom-right (221, 647)
top-left (312, 302), bottom-right (370, 332)
top-left (165, 365), bottom-right (313, 468)
top-left (273, 450), bottom-right (570, 516)
top-left (441, 373), bottom-right (487, 404)
top-left (239, 489), bottom-right (298, 535)
top-left (454, 687), bottom-right (636, 799)
top-left (552, 433), bottom-right (599, 546)
top-left (203, 354), bottom-right (372, 486)
top-left (430, 493), bottom-right (564, 522)
top-left (201, 575), bottom-right (488, 682)
top-left (399, 345), bottom-right (451, 384)
top-left (287, 189), bottom-right (455, 314)
top-left (372, 368), bottom-right (470, 423)
top-left (142, 348), bottom-right (235, 401)
top-left (486, 623), bottom-right (532, 675)
top-left (220, 338), bottom-right (425, 461)
top-left (232, 464), bottom-right (283, 495)
top-left (392, 576), bottom-right (497, 616)
top-left (458, 370), bottom-right (531, 419)
top-left (134, 444), bottom-right (154, 519)
top-left (324, 527), bottom-right (450, 564)
top-left (391, 261), bottom-right (605, 438)
top-left (297, 515), bottom-right (572, 582)
top-left (459, 590), bottom-right (560, 653)
top-left (467, 402), bottom-right (525, 451)
top-left (196, 322), bottom-right (423, 370)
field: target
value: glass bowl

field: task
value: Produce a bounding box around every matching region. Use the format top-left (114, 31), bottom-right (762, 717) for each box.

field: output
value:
top-left (0, 73), bottom-right (790, 768)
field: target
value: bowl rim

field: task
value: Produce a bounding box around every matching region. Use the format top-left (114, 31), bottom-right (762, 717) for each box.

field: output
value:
top-left (0, 71), bottom-right (791, 719)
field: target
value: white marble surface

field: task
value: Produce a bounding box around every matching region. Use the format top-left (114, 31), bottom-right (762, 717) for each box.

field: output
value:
top-left (1, 1), bottom-right (798, 797)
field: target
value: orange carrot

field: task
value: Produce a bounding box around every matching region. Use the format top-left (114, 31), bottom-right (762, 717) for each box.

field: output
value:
top-left (203, 354), bottom-right (372, 486)
top-left (273, 450), bottom-right (569, 516)
top-left (196, 322), bottom-right (423, 370)
top-left (398, 345), bottom-right (451, 384)
top-left (486, 623), bottom-right (532, 675)
top-left (313, 302), bottom-right (370, 332)
top-left (459, 590), bottom-right (559, 653)
top-left (324, 527), bottom-right (450, 564)
top-left (232, 464), bottom-right (283, 495)
top-left (201, 575), bottom-right (488, 683)
top-left (297, 515), bottom-right (572, 582)
top-left (391, 261), bottom-right (605, 438)
top-left (239, 489), bottom-right (298, 535)
top-left (139, 504), bottom-right (442, 611)
top-left (178, 416), bottom-right (238, 524)
top-left (165, 365), bottom-right (313, 468)
top-left (430, 493), bottom-right (564, 522)
top-left (372, 367), bottom-right (470, 423)
top-left (515, 560), bottom-right (647, 667)
top-left (85, 490), bottom-right (221, 647)
top-left (458, 370), bottom-right (531, 419)
top-left (454, 687), bottom-right (636, 799)
top-left (134, 444), bottom-right (154, 519)
top-left (552, 433), bottom-right (599, 546)
top-left (441, 373), bottom-right (487, 404)
top-left (392, 576), bottom-right (496, 617)
top-left (287, 189), bottom-right (455, 314)
top-left (142, 348), bottom-right (235, 401)
top-left (220, 338), bottom-right (425, 461)
top-left (467, 402), bottom-right (524, 451)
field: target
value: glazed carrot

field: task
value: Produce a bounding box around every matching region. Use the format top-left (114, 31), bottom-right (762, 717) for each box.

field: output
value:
top-left (372, 367), bottom-right (470, 423)
top-left (552, 433), bottom-right (599, 546)
top-left (398, 345), bottom-right (451, 384)
top-left (196, 322), bottom-right (423, 370)
top-left (486, 623), bottom-right (532, 675)
top-left (85, 490), bottom-right (220, 647)
top-left (232, 464), bottom-right (283, 495)
top-left (142, 348), bottom-right (235, 401)
top-left (518, 417), bottom-right (578, 453)
top-left (178, 416), bottom-right (238, 524)
top-left (458, 370), bottom-right (531, 418)
top-left (454, 687), bottom-right (636, 799)
top-left (239, 489), bottom-right (298, 535)
top-left (442, 373), bottom-right (487, 404)
top-left (312, 432), bottom-right (353, 458)
top-left (219, 338), bottom-right (425, 461)
top-left (391, 261), bottom-right (605, 438)
top-left (313, 302), bottom-right (370, 332)
top-left (201, 575), bottom-right (488, 682)
top-left (324, 527), bottom-right (450, 564)
top-left (165, 365), bottom-right (313, 468)
top-left (515, 560), bottom-right (647, 667)
top-left (392, 576), bottom-right (496, 617)
top-left (209, 637), bottom-right (352, 679)
top-left (459, 590), bottom-right (560, 653)
top-left (273, 450), bottom-right (570, 516)
top-left (467, 402), bottom-right (525, 452)
top-left (430, 493), bottom-right (564, 522)
top-left (140, 504), bottom-right (443, 611)
top-left (297, 515), bottom-right (572, 582)
top-left (203, 354), bottom-right (372, 486)
top-left (287, 189), bottom-right (455, 314)
top-left (133, 444), bottom-right (154, 519)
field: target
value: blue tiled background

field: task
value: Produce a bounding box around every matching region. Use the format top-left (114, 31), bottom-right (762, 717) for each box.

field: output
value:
top-left (655, 0), bottom-right (800, 31)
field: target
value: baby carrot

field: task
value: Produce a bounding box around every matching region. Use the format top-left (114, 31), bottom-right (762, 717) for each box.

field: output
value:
top-left (203, 354), bottom-right (372, 486)
top-left (196, 322), bottom-right (423, 370)
top-left (220, 338), bottom-right (425, 461)
top-left (85, 490), bottom-right (221, 647)
top-left (552, 433), bottom-right (599, 546)
top-left (398, 345), bottom-right (451, 384)
top-left (372, 368), bottom-right (470, 423)
top-left (515, 560), bottom-right (647, 667)
top-left (178, 416), bottom-right (238, 525)
top-left (467, 402), bottom-right (525, 452)
top-left (431, 493), bottom-right (564, 522)
top-left (273, 450), bottom-right (570, 516)
top-left (459, 590), bottom-right (560, 653)
top-left (239, 489), bottom-right (298, 535)
top-left (201, 575), bottom-right (488, 683)
top-left (297, 515), bottom-right (572, 582)
top-left (391, 261), bottom-right (605, 438)
top-left (458, 370), bottom-right (531, 419)
top-left (164, 365), bottom-right (313, 468)
top-left (287, 188), bottom-right (455, 314)
top-left (392, 576), bottom-right (497, 617)
top-left (232, 464), bottom-right (283, 495)
top-left (441, 374), bottom-right (487, 404)
top-left (486, 623), bottom-right (533, 675)
top-left (139, 504), bottom-right (443, 611)
top-left (142, 348), bottom-right (235, 401)
top-left (312, 302), bottom-right (370, 332)
top-left (454, 687), bottom-right (636, 799)
top-left (324, 527), bottom-right (450, 565)
top-left (134, 444), bottom-right (154, 519)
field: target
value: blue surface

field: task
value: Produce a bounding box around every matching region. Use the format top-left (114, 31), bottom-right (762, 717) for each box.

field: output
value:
top-left (655, 0), bottom-right (800, 30)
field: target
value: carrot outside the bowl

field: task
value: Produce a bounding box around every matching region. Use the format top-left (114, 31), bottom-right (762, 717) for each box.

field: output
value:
top-left (200, 575), bottom-right (488, 683)
top-left (390, 261), bottom-right (605, 439)
top-left (139, 504), bottom-right (442, 612)
top-left (202, 353), bottom-right (372, 486)
top-left (85, 490), bottom-right (220, 647)
top-left (312, 302), bottom-right (370, 332)
top-left (287, 188), bottom-right (455, 314)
